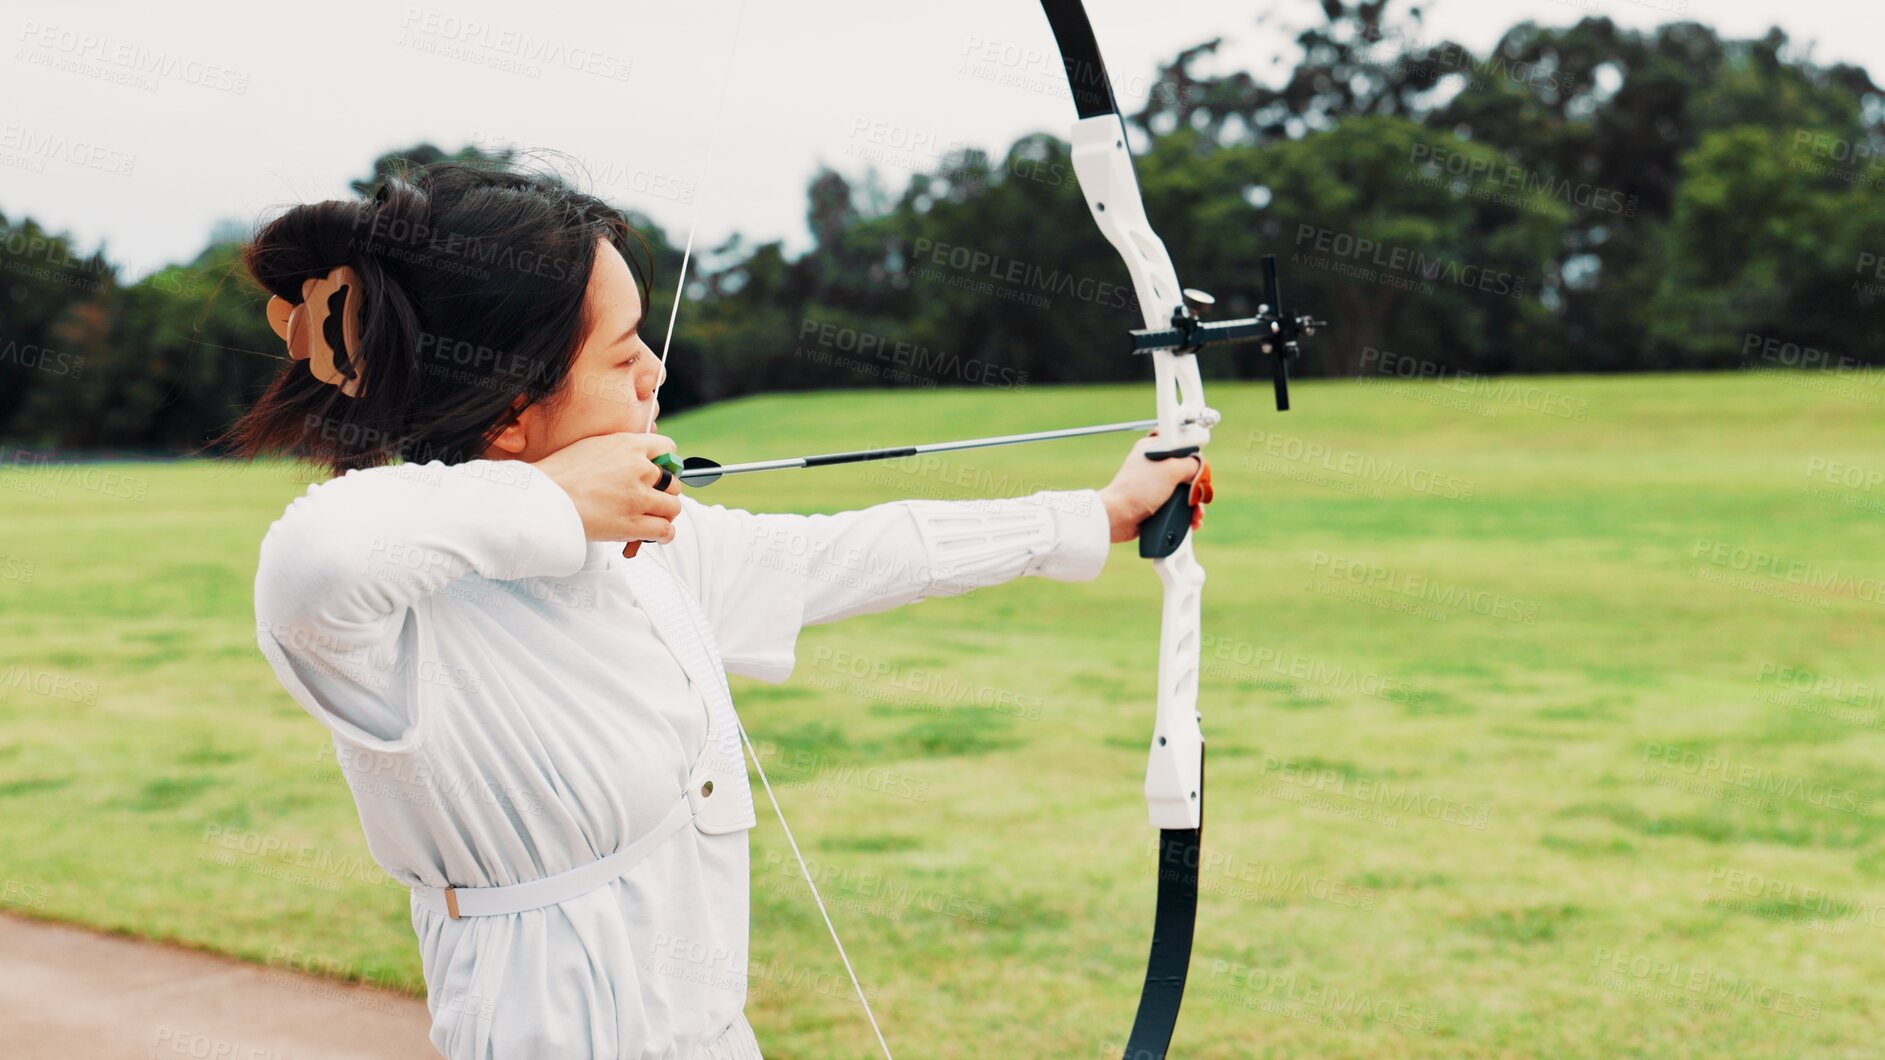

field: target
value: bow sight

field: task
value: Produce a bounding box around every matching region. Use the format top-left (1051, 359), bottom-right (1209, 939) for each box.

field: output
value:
top-left (1129, 254), bottom-right (1326, 412)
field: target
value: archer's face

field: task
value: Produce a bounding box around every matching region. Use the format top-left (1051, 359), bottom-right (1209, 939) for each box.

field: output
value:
top-left (489, 238), bottom-right (664, 461)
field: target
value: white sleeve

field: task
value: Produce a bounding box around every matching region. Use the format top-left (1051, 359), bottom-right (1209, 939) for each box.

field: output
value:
top-left (252, 459), bottom-right (589, 746)
top-left (657, 490), bottom-right (1111, 683)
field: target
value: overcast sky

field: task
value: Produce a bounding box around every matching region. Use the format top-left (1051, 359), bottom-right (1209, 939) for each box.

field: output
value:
top-left (4, 0), bottom-right (1880, 282)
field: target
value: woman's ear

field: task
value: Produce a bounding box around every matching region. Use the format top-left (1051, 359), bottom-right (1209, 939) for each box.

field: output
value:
top-left (487, 397), bottom-right (535, 456)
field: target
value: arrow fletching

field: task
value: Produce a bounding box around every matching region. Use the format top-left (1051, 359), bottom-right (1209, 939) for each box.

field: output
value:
top-left (679, 456), bottom-right (724, 486)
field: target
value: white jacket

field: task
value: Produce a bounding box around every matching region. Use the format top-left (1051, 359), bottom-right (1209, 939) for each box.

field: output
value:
top-left (252, 457), bottom-right (1110, 1059)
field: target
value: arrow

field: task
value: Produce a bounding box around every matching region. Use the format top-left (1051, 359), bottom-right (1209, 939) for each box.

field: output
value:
top-left (657, 414), bottom-right (1213, 487)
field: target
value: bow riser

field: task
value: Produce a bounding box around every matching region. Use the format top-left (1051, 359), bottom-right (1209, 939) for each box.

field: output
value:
top-left (1148, 541), bottom-right (1206, 830)
top-left (1068, 117), bottom-right (1212, 456)
top-left (1067, 114), bottom-right (1208, 834)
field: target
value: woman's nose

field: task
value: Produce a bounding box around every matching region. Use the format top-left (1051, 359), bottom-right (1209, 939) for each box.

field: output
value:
top-left (637, 357), bottom-right (665, 405)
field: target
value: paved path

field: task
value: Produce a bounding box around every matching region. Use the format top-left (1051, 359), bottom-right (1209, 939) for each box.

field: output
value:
top-left (0, 913), bottom-right (435, 1059)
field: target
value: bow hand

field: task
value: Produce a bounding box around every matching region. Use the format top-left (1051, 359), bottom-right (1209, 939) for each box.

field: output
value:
top-left (1099, 435), bottom-right (1211, 545)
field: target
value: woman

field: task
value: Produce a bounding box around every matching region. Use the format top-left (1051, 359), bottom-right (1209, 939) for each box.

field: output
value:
top-left (233, 160), bottom-right (1206, 1059)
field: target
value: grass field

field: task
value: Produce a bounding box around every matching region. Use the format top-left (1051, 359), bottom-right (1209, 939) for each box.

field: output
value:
top-left (2, 370), bottom-right (1884, 1057)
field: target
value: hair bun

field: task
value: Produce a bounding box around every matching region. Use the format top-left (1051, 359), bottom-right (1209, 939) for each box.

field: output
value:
top-left (361, 174), bottom-right (434, 262)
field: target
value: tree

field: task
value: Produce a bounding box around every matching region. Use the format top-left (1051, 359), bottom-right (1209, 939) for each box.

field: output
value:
top-left (0, 214), bottom-right (115, 442)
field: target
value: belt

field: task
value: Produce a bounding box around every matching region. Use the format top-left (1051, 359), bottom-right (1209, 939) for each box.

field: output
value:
top-left (412, 795), bottom-right (696, 919)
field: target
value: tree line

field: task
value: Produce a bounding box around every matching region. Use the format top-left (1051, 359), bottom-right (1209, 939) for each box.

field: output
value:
top-left (3, 2), bottom-right (1881, 453)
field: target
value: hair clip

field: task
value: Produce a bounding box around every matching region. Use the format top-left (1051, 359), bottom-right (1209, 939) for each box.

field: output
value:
top-left (265, 265), bottom-right (365, 396)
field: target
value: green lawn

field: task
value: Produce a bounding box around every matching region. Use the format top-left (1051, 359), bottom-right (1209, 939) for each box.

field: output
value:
top-left (2, 371), bottom-right (1883, 1057)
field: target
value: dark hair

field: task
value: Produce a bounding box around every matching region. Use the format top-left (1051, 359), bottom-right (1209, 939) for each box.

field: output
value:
top-left (222, 158), bottom-right (654, 475)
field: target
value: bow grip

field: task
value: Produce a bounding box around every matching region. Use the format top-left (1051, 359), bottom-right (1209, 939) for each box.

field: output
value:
top-left (1138, 485), bottom-right (1192, 559)
top-left (1138, 446), bottom-right (1199, 559)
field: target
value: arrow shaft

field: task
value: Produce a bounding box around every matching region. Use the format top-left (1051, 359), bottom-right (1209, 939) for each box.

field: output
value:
top-left (678, 417), bottom-right (1162, 484)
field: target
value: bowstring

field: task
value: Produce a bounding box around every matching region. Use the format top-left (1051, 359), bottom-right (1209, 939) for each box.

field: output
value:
top-left (649, 3), bottom-right (893, 1054)
top-left (642, 1), bottom-right (741, 433)
top-left (742, 726), bottom-right (895, 1058)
